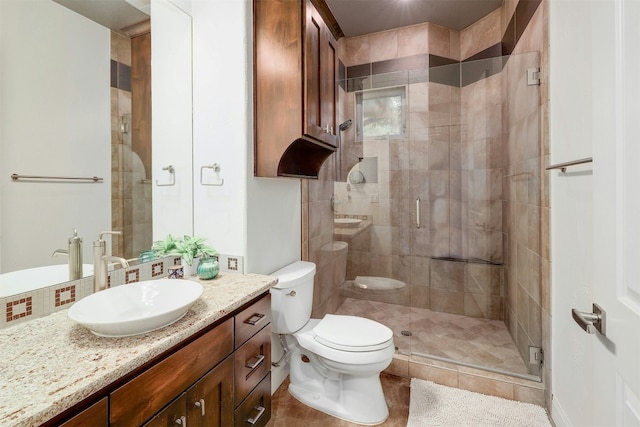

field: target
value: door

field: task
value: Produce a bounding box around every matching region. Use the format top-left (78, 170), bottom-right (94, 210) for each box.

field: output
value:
top-left (551, 0), bottom-right (640, 425)
top-left (187, 357), bottom-right (234, 427)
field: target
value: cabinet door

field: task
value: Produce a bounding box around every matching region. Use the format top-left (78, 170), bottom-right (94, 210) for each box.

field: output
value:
top-left (110, 319), bottom-right (233, 427)
top-left (186, 356), bottom-right (234, 427)
top-left (59, 398), bottom-right (108, 427)
top-left (304, 0), bottom-right (337, 147)
top-left (321, 25), bottom-right (338, 148)
top-left (143, 394), bottom-right (187, 427)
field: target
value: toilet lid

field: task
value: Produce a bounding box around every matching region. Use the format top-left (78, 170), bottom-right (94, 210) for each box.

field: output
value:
top-left (313, 314), bottom-right (393, 352)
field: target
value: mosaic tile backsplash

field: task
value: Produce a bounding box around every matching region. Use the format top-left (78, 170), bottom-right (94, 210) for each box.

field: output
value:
top-left (0, 254), bottom-right (244, 329)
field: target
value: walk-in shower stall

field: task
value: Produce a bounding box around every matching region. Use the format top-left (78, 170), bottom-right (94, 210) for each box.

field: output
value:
top-left (333, 51), bottom-right (543, 380)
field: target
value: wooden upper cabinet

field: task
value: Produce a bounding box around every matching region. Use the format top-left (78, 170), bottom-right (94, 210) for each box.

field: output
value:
top-left (254, 0), bottom-right (339, 179)
top-left (304, 2), bottom-right (338, 146)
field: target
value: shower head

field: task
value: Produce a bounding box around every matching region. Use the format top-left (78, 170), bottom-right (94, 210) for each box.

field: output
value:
top-left (339, 119), bottom-right (352, 132)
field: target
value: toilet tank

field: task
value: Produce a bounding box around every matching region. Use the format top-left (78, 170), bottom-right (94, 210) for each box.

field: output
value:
top-left (270, 261), bottom-right (316, 334)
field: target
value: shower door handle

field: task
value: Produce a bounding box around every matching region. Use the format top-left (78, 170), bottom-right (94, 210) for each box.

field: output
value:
top-left (416, 198), bottom-right (421, 228)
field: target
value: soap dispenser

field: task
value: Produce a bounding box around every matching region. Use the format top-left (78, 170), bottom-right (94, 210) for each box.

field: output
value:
top-left (68, 229), bottom-right (83, 280)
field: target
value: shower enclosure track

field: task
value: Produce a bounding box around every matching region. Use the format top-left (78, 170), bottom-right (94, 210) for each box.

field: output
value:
top-left (409, 351), bottom-right (542, 383)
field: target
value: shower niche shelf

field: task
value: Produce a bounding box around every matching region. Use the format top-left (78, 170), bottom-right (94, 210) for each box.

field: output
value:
top-left (253, 0), bottom-right (339, 179)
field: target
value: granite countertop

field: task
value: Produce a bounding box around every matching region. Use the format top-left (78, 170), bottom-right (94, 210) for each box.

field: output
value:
top-left (0, 272), bottom-right (277, 427)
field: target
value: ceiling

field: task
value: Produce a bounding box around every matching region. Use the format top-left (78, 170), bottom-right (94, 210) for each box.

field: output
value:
top-left (53, 0), bottom-right (503, 39)
top-left (53, 0), bottom-right (149, 32)
top-left (324, 0), bottom-right (503, 37)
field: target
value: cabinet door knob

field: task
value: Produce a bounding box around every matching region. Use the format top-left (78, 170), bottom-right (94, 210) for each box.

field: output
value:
top-left (175, 415), bottom-right (187, 426)
top-left (194, 398), bottom-right (205, 416)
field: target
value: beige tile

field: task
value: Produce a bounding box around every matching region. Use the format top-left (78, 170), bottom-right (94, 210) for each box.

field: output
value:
top-left (428, 23), bottom-right (450, 58)
top-left (409, 362), bottom-right (459, 388)
top-left (397, 23), bottom-right (429, 57)
top-left (449, 29), bottom-right (461, 60)
top-left (458, 373), bottom-right (514, 400)
top-left (514, 384), bottom-right (546, 406)
top-left (386, 354), bottom-right (410, 377)
top-left (344, 35), bottom-right (370, 66)
top-left (369, 29), bottom-right (398, 62)
top-left (460, 8), bottom-right (501, 60)
top-left (513, 3), bottom-right (544, 55)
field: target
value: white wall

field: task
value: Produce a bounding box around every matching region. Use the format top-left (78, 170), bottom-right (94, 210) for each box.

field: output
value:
top-left (151, 0), bottom-right (195, 240)
top-left (190, 0), bottom-right (301, 393)
top-left (549, 1), bottom-right (603, 425)
top-left (191, 0), bottom-right (300, 275)
top-left (0, 0), bottom-right (110, 273)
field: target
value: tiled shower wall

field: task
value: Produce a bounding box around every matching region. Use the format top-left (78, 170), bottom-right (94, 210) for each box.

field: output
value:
top-left (110, 31), bottom-right (153, 260)
top-left (302, 0), bottom-right (548, 380)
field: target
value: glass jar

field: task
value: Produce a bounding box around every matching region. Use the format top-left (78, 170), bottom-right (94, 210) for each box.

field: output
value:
top-left (197, 256), bottom-right (219, 280)
top-left (139, 250), bottom-right (156, 263)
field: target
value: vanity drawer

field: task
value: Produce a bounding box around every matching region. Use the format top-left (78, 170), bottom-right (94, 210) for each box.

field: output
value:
top-left (235, 294), bottom-right (271, 349)
top-left (234, 324), bottom-right (271, 405)
top-left (234, 373), bottom-right (271, 427)
top-left (59, 397), bottom-right (108, 427)
top-left (110, 318), bottom-right (233, 427)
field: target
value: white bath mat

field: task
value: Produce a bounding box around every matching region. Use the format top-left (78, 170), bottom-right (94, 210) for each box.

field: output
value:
top-left (407, 378), bottom-right (551, 427)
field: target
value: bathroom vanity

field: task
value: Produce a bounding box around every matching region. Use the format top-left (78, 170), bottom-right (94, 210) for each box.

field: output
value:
top-left (0, 272), bottom-right (276, 427)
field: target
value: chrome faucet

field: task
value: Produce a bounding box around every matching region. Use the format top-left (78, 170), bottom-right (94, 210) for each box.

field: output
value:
top-left (52, 229), bottom-right (83, 281)
top-left (93, 231), bottom-right (129, 292)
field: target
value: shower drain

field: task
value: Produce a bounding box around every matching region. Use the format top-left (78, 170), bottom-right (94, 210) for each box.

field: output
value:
top-left (401, 330), bottom-right (412, 336)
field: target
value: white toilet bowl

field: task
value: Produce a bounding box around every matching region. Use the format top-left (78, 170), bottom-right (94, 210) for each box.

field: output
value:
top-left (270, 261), bottom-right (395, 425)
top-left (287, 316), bottom-right (394, 425)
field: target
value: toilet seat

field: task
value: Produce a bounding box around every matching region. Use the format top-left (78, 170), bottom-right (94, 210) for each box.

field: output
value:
top-left (313, 314), bottom-right (393, 352)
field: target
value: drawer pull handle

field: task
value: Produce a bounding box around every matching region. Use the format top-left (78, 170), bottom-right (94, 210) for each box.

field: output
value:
top-left (246, 354), bottom-right (265, 369)
top-left (245, 313), bottom-right (266, 326)
top-left (247, 405), bottom-right (266, 425)
top-left (194, 398), bottom-right (205, 416)
top-left (175, 415), bottom-right (187, 426)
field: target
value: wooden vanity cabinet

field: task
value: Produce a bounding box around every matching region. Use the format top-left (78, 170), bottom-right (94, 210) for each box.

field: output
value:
top-left (233, 295), bottom-right (272, 427)
top-left (254, 0), bottom-right (339, 178)
top-left (142, 357), bottom-right (234, 427)
top-left (110, 319), bottom-right (234, 427)
top-left (110, 293), bottom-right (272, 427)
top-left (58, 398), bottom-right (108, 427)
top-left (47, 293), bottom-right (273, 427)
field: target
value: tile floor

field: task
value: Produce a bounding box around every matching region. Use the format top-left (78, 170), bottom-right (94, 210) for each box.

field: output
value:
top-left (266, 298), bottom-right (544, 426)
top-left (266, 373), bottom-right (410, 427)
top-left (335, 297), bottom-right (530, 375)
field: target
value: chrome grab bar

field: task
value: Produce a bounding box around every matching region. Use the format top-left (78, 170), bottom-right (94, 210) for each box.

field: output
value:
top-left (416, 198), bottom-right (421, 229)
top-left (11, 173), bottom-right (103, 182)
top-left (572, 303), bottom-right (606, 336)
top-left (546, 157), bottom-right (593, 173)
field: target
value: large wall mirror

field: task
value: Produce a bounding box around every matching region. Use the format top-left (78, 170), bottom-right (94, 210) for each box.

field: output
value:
top-left (0, 0), bottom-right (194, 298)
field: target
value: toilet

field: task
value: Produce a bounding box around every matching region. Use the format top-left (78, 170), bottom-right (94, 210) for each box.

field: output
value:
top-left (270, 261), bottom-right (395, 425)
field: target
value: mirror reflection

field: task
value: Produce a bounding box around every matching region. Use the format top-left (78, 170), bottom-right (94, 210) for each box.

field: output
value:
top-left (0, 0), bottom-right (193, 297)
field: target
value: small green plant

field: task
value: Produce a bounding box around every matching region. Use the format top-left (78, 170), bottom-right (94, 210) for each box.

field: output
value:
top-left (152, 235), bottom-right (217, 266)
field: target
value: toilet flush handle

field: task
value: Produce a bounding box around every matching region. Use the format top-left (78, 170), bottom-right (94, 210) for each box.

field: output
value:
top-left (287, 290), bottom-right (296, 296)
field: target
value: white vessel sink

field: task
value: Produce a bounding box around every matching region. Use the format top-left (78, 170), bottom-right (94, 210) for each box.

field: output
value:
top-left (334, 218), bottom-right (362, 228)
top-left (68, 279), bottom-right (203, 337)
